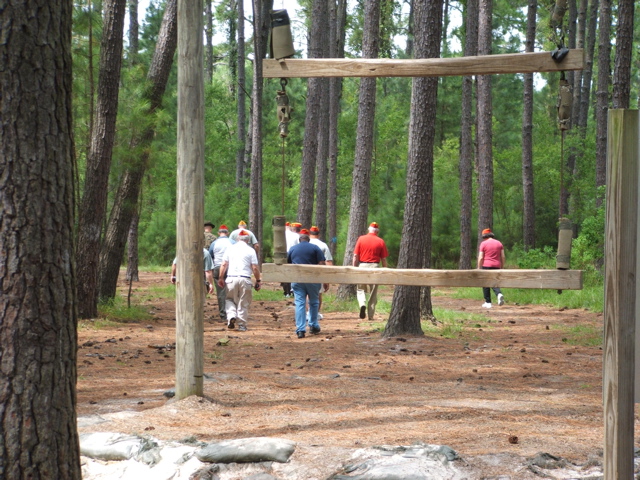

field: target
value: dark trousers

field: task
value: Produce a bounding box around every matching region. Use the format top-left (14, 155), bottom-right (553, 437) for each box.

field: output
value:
top-left (481, 266), bottom-right (502, 303)
top-left (281, 282), bottom-right (291, 295)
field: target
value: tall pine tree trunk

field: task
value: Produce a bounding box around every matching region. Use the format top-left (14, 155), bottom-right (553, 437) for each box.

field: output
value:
top-left (385, 0), bottom-right (442, 337)
top-left (337, 0), bottom-right (381, 300)
top-left (594, 0), bottom-right (611, 201)
top-left (521, 0), bottom-right (537, 250)
top-left (76, 0), bottom-right (127, 319)
top-left (0, 1), bottom-right (81, 476)
top-left (458, 0), bottom-right (477, 268)
top-left (98, 0), bottom-right (177, 300)
top-left (236, 0), bottom-right (247, 188)
top-left (612, 0), bottom-right (634, 109)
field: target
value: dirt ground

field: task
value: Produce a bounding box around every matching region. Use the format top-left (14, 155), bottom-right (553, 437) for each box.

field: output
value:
top-left (76, 271), bottom-right (616, 475)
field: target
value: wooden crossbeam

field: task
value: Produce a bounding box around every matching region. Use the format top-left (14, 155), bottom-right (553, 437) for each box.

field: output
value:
top-left (264, 50), bottom-right (584, 78)
top-left (262, 264), bottom-right (583, 290)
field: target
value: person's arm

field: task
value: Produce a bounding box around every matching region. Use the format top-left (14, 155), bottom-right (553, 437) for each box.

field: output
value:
top-left (171, 262), bottom-right (177, 284)
top-left (251, 263), bottom-right (262, 289)
top-left (205, 270), bottom-right (214, 293)
top-left (500, 249), bottom-right (506, 268)
top-left (477, 251), bottom-right (485, 269)
top-left (217, 262), bottom-right (228, 288)
top-left (353, 253), bottom-right (360, 267)
top-left (381, 257), bottom-right (388, 268)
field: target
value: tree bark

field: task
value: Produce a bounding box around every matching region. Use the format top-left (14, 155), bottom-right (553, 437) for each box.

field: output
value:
top-left (612, 0), bottom-right (634, 109)
top-left (578, 0), bottom-right (599, 132)
top-left (205, 0), bottom-right (214, 82)
top-left (297, 0), bottom-right (329, 228)
top-left (76, 0), bottom-right (127, 318)
top-left (98, 0), bottom-right (178, 301)
top-left (337, 0), bottom-right (381, 300)
top-left (0, 1), bottom-right (81, 477)
top-left (126, 211), bottom-right (140, 282)
top-left (521, 0), bottom-right (537, 250)
top-left (476, 0), bottom-right (493, 242)
top-left (235, 0), bottom-right (247, 188)
top-left (129, 0), bottom-right (139, 64)
top-left (249, 0), bottom-right (273, 259)
top-left (328, 0), bottom-right (348, 258)
top-left (594, 0), bottom-right (611, 199)
top-left (458, 0), bottom-right (477, 269)
top-left (385, 0), bottom-right (442, 337)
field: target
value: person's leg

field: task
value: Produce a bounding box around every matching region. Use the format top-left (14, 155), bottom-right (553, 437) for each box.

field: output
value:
top-left (213, 266), bottom-right (227, 321)
top-left (307, 283), bottom-right (321, 332)
top-left (367, 284), bottom-right (378, 320)
top-left (235, 279), bottom-right (253, 330)
top-left (482, 287), bottom-right (492, 304)
top-left (291, 283), bottom-right (307, 335)
top-left (357, 284), bottom-right (368, 319)
top-left (225, 279), bottom-right (239, 327)
top-left (493, 287), bottom-right (504, 305)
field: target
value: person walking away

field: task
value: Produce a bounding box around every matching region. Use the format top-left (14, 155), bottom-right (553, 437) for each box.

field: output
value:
top-left (209, 224), bottom-right (232, 322)
top-left (203, 221), bottom-right (217, 249)
top-left (308, 226), bottom-right (333, 320)
top-left (288, 229), bottom-right (328, 338)
top-left (353, 222), bottom-right (389, 320)
top-left (171, 248), bottom-right (215, 297)
top-left (281, 222), bottom-right (301, 297)
top-left (229, 220), bottom-right (260, 255)
top-left (477, 228), bottom-right (506, 308)
top-left (218, 230), bottom-right (261, 331)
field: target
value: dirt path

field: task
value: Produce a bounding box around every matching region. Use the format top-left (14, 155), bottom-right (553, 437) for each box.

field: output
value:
top-left (77, 271), bottom-right (613, 476)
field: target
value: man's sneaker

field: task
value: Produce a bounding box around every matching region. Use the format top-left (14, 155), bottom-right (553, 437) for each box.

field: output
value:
top-left (227, 318), bottom-right (236, 329)
top-left (482, 302), bottom-right (492, 309)
top-left (497, 293), bottom-right (505, 306)
top-left (359, 306), bottom-right (366, 319)
top-left (296, 331), bottom-right (305, 339)
top-left (310, 326), bottom-right (321, 335)
top-left (237, 325), bottom-right (247, 332)
top-left (318, 313), bottom-right (323, 320)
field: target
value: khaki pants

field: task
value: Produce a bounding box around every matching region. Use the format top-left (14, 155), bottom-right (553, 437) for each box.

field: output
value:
top-left (357, 262), bottom-right (379, 320)
top-left (224, 277), bottom-right (253, 328)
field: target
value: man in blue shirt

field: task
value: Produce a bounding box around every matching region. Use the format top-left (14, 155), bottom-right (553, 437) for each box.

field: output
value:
top-left (287, 229), bottom-right (328, 338)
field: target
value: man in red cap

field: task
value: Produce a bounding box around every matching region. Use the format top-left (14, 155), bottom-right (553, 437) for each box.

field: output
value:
top-left (353, 222), bottom-right (389, 320)
top-left (209, 225), bottom-right (232, 322)
top-left (281, 222), bottom-right (301, 298)
top-left (477, 228), bottom-right (506, 308)
top-left (308, 226), bottom-right (333, 320)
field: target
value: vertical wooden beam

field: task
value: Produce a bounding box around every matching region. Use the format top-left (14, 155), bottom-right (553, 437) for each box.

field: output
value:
top-left (604, 109), bottom-right (638, 479)
top-left (175, 0), bottom-right (204, 399)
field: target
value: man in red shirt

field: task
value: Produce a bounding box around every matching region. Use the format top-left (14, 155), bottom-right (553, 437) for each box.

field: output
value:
top-left (353, 222), bottom-right (389, 320)
top-left (477, 228), bottom-right (506, 308)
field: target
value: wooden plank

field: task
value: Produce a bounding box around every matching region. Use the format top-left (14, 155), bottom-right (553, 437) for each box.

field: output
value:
top-left (603, 109), bottom-right (638, 479)
top-left (262, 264), bottom-right (583, 290)
top-left (264, 50), bottom-right (584, 78)
top-left (175, 0), bottom-right (205, 400)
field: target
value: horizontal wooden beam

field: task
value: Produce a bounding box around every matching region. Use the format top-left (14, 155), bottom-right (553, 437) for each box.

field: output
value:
top-left (264, 50), bottom-right (584, 78)
top-left (262, 264), bottom-right (583, 290)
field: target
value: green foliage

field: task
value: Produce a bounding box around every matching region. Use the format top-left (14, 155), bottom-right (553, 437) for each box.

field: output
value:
top-left (97, 296), bottom-right (154, 323)
top-left (556, 324), bottom-right (603, 347)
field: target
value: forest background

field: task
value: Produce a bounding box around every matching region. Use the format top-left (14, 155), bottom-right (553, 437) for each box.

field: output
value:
top-left (72, 0), bottom-right (639, 318)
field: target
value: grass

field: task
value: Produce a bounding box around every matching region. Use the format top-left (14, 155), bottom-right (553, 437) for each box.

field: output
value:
top-left (555, 324), bottom-right (603, 347)
top-left (97, 296), bottom-right (154, 323)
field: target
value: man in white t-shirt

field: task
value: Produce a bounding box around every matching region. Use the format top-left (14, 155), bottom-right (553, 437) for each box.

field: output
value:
top-left (218, 230), bottom-right (261, 331)
top-left (281, 221), bottom-right (301, 297)
top-left (308, 226), bottom-right (333, 320)
top-left (209, 224), bottom-right (232, 322)
top-left (229, 220), bottom-right (260, 254)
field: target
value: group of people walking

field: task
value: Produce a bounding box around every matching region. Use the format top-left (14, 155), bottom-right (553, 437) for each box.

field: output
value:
top-left (173, 220), bottom-right (507, 337)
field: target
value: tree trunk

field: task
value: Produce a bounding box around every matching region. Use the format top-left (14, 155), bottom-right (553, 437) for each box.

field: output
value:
top-left (476, 0), bottom-right (493, 241)
top-left (458, 0), bottom-right (477, 269)
top-left (612, 0), bottom-right (634, 109)
top-left (129, 0), bottom-right (139, 64)
top-left (578, 0), bottom-right (599, 132)
top-left (126, 210), bottom-right (140, 282)
top-left (521, 0), bottom-right (536, 250)
top-left (76, 0), bottom-right (127, 319)
top-left (594, 0), bottom-right (611, 199)
top-left (235, 0), bottom-right (247, 188)
top-left (385, 0), bottom-right (442, 338)
top-left (249, 0), bottom-right (273, 259)
top-left (328, 0), bottom-right (348, 258)
top-left (228, 0), bottom-right (237, 94)
top-left (297, 0), bottom-right (329, 228)
top-left (98, 0), bottom-right (178, 301)
top-left (337, 0), bottom-right (381, 300)
top-left (0, 1), bottom-right (81, 477)
top-left (205, 0), bottom-right (214, 82)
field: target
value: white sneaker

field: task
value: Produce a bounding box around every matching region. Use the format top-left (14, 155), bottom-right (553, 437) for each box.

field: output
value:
top-left (318, 313), bottom-right (323, 320)
top-left (482, 302), bottom-right (492, 309)
top-left (497, 293), bottom-right (505, 306)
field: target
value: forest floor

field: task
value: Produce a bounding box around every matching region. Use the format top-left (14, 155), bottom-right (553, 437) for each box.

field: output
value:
top-left (76, 270), bottom-right (629, 478)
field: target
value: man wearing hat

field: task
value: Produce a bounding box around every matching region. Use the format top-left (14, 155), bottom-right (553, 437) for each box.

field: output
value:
top-left (229, 220), bottom-right (260, 255)
top-left (287, 229), bottom-right (328, 338)
top-left (209, 225), bottom-right (232, 322)
top-left (353, 222), bottom-right (389, 320)
top-left (308, 226), bottom-right (333, 320)
top-left (477, 228), bottom-right (506, 308)
top-left (218, 229), bottom-right (261, 331)
top-left (281, 222), bottom-right (301, 297)
top-left (204, 221), bottom-right (217, 249)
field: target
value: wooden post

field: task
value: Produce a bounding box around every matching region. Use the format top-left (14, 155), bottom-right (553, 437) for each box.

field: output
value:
top-left (175, 0), bottom-right (204, 399)
top-left (603, 109), bottom-right (638, 479)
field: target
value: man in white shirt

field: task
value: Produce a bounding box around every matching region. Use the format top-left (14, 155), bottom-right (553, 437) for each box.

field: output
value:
top-left (281, 221), bottom-right (301, 297)
top-left (308, 226), bottom-right (333, 320)
top-left (229, 220), bottom-right (260, 255)
top-left (218, 230), bottom-right (261, 331)
top-left (209, 224), bottom-right (232, 322)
